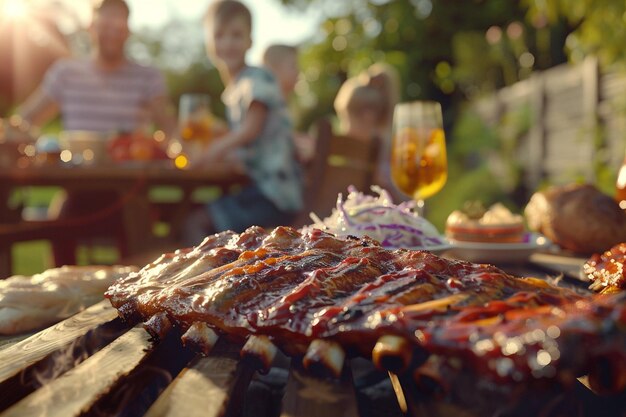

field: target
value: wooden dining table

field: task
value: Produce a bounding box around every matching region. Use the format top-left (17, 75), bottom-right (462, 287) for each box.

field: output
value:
top-left (0, 160), bottom-right (249, 277)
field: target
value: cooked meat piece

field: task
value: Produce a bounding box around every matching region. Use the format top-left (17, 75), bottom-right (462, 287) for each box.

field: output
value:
top-left (524, 184), bottom-right (626, 254)
top-left (414, 292), bottom-right (626, 393)
top-left (105, 226), bottom-right (626, 387)
top-left (583, 242), bottom-right (626, 293)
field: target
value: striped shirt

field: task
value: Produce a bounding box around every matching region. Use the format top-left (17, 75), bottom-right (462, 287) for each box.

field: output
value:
top-left (42, 58), bottom-right (166, 133)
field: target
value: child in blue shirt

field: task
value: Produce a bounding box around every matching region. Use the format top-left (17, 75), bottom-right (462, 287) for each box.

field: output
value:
top-left (183, 0), bottom-right (302, 245)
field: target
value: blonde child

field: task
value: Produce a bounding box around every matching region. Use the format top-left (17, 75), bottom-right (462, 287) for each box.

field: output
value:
top-left (333, 63), bottom-right (404, 201)
top-left (334, 63), bottom-right (399, 144)
top-left (183, 0), bottom-right (302, 245)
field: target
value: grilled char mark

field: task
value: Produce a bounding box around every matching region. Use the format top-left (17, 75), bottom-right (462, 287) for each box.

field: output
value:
top-left (317, 269), bottom-right (445, 337)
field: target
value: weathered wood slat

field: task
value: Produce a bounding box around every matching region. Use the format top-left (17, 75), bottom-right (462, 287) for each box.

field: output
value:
top-left (599, 72), bottom-right (626, 100)
top-left (544, 88), bottom-right (584, 107)
top-left (0, 332), bottom-right (35, 352)
top-left (281, 362), bottom-right (359, 417)
top-left (497, 78), bottom-right (532, 103)
top-left (145, 339), bottom-right (254, 417)
top-left (0, 300), bottom-right (119, 382)
top-left (544, 145), bottom-right (592, 160)
top-left (543, 68), bottom-right (583, 93)
top-left (0, 326), bottom-right (152, 417)
top-left (543, 113), bottom-right (586, 131)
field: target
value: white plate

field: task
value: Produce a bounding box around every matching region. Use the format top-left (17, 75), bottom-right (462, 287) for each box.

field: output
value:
top-left (445, 233), bottom-right (551, 264)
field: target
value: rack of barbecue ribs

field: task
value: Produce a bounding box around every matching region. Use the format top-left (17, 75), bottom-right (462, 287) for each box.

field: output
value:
top-left (583, 242), bottom-right (626, 294)
top-left (105, 226), bottom-right (626, 395)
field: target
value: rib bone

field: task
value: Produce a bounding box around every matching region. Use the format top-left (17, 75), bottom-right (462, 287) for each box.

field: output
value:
top-left (302, 339), bottom-right (345, 378)
top-left (181, 322), bottom-right (219, 355)
top-left (241, 335), bottom-right (277, 371)
top-left (143, 312), bottom-right (172, 341)
top-left (372, 335), bottom-right (412, 373)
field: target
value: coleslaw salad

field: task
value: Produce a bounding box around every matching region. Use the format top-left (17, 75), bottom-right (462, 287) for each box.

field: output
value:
top-left (305, 186), bottom-right (446, 249)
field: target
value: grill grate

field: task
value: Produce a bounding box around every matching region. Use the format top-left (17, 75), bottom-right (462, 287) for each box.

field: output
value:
top-left (0, 301), bottom-right (624, 417)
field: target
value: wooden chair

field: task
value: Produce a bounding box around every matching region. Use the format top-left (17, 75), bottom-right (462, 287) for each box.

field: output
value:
top-left (292, 118), bottom-right (380, 228)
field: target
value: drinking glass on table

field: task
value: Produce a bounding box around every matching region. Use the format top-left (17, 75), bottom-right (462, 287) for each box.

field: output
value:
top-left (179, 93), bottom-right (213, 143)
top-left (175, 93), bottom-right (214, 168)
top-left (390, 101), bottom-right (448, 216)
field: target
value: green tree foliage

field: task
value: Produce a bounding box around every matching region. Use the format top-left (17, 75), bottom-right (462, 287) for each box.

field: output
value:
top-left (286, 0), bottom-right (571, 131)
top-left (524, 0), bottom-right (626, 67)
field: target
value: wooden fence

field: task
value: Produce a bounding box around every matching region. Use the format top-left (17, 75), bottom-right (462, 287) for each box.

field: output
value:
top-left (473, 56), bottom-right (626, 193)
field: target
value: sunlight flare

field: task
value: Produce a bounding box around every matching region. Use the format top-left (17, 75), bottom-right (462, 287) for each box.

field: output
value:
top-left (1, 0), bottom-right (28, 20)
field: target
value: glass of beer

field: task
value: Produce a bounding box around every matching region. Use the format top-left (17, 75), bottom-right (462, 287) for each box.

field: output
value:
top-left (178, 93), bottom-right (213, 144)
top-left (390, 101), bottom-right (448, 215)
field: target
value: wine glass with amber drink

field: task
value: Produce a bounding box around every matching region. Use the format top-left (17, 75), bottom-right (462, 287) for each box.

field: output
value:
top-left (179, 93), bottom-right (213, 143)
top-left (390, 101), bottom-right (447, 215)
top-left (173, 93), bottom-right (214, 168)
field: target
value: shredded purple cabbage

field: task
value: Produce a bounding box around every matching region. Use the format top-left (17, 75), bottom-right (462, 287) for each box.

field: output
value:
top-left (308, 186), bottom-right (445, 249)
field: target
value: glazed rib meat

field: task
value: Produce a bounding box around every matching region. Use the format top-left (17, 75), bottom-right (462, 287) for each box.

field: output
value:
top-left (583, 242), bottom-right (626, 293)
top-left (105, 226), bottom-right (626, 387)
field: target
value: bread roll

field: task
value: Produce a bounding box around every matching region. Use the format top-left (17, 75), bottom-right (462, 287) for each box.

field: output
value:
top-left (524, 184), bottom-right (626, 254)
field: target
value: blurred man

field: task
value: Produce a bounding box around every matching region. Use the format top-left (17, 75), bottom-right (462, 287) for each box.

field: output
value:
top-left (19, 0), bottom-right (176, 135)
top-left (17, 0), bottom-right (177, 266)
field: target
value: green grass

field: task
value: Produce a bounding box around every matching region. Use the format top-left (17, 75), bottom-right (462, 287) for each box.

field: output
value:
top-left (12, 241), bottom-right (52, 276)
top-left (12, 240), bottom-right (122, 276)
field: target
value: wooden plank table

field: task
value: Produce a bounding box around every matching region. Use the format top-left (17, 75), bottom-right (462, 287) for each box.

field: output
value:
top-left (0, 162), bottom-right (248, 277)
